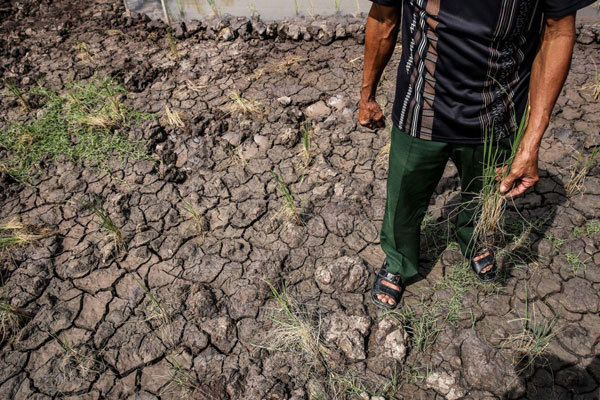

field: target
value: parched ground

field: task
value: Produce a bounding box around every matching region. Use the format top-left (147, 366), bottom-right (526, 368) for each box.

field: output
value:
top-left (1, 1), bottom-right (600, 399)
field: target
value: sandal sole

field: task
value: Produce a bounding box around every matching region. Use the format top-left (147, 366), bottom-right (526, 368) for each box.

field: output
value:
top-left (474, 270), bottom-right (498, 283)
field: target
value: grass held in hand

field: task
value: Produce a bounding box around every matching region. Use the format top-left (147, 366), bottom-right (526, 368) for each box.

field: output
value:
top-left (0, 77), bottom-right (152, 182)
top-left (472, 104), bottom-right (529, 250)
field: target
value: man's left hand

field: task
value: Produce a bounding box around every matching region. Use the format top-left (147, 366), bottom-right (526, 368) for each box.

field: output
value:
top-left (499, 149), bottom-right (540, 197)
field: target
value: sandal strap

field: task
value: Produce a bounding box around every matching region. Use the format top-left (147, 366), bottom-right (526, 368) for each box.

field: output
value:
top-left (373, 283), bottom-right (401, 301)
top-left (471, 248), bottom-right (496, 275)
top-left (377, 266), bottom-right (402, 286)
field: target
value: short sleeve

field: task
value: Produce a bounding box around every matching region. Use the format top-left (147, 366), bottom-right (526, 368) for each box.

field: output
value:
top-left (369, 0), bottom-right (399, 6)
top-left (542, 0), bottom-right (597, 18)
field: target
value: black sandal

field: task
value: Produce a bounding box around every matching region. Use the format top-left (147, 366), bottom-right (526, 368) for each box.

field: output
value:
top-left (371, 259), bottom-right (404, 310)
top-left (470, 247), bottom-right (498, 282)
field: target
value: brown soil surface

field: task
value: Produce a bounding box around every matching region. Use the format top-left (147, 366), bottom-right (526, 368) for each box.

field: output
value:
top-left (1, 1), bottom-right (599, 399)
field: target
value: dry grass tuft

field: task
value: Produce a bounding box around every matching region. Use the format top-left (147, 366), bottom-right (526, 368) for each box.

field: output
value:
top-left (565, 146), bottom-right (599, 197)
top-left (226, 143), bottom-right (248, 168)
top-left (54, 333), bottom-right (104, 379)
top-left (127, 267), bottom-right (174, 347)
top-left (579, 59), bottom-right (600, 101)
top-left (263, 281), bottom-right (329, 373)
top-left (73, 38), bottom-right (94, 62)
top-left (161, 355), bottom-right (201, 394)
top-left (163, 105), bottom-right (185, 128)
top-left (185, 79), bottom-right (209, 93)
top-left (0, 218), bottom-right (50, 253)
top-left (66, 89), bottom-right (127, 129)
top-left (0, 301), bottom-right (30, 343)
top-left (181, 199), bottom-right (208, 238)
top-left (227, 90), bottom-right (263, 118)
top-left (249, 56), bottom-right (307, 81)
top-left (300, 121), bottom-right (313, 168)
top-left (138, 281), bottom-right (170, 326)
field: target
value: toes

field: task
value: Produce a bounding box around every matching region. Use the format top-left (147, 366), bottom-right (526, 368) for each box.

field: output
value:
top-left (377, 294), bottom-right (394, 305)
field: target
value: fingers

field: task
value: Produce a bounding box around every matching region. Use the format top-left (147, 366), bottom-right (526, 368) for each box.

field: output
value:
top-left (501, 175), bottom-right (538, 197)
top-left (495, 166), bottom-right (507, 181)
top-left (499, 173), bottom-right (516, 194)
top-left (359, 114), bottom-right (385, 130)
top-left (358, 100), bottom-right (385, 130)
top-left (504, 181), bottom-right (530, 198)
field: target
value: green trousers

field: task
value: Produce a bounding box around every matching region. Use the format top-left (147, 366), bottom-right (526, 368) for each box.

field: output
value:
top-left (380, 125), bottom-right (513, 281)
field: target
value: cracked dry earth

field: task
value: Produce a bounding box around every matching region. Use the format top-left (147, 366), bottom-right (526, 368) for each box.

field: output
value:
top-left (1, 1), bottom-right (600, 399)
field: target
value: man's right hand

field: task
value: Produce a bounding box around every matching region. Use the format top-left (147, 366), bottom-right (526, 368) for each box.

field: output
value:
top-left (358, 3), bottom-right (400, 130)
top-left (359, 97), bottom-right (385, 129)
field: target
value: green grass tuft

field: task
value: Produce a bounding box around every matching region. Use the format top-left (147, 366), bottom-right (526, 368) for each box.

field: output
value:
top-left (545, 233), bottom-right (566, 255)
top-left (0, 77), bottom-right (152, 182)
top-left (270, 170), bottom-right (305, 225)
top-left (4, 79), bottom-right (29, 111)
top-left (573, 220), bottom-right (600, 237)
top-left (82, 195), bottom-right (124, 251)
top-left (504, 286), bottom-right (558, 372)
top-left (566, 251), bottom-right (588, 275)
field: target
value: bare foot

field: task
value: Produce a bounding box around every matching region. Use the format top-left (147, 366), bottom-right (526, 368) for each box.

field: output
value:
top-left (377, 279), bottom-right (401, 306)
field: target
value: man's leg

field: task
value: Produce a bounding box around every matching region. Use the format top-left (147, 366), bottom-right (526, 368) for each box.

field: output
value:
top-left (379, 126), bottom-right (450, 284)
top-left (451, 135), bottom-right (515, 259)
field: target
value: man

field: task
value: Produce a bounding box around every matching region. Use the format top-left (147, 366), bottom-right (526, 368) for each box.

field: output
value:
top-left (360, 0), bottom-right (594, 309)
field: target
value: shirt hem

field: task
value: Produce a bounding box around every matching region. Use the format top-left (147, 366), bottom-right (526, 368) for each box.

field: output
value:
top-left (543, 0), bottom-right (596, 18)
top-left (391, 123), bottom-right (511, 145)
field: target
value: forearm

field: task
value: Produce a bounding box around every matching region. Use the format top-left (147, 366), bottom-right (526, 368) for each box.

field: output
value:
top-left (360, 5), bottom-right (400, 102)
top-left (519, 15), bottom-right (576, 156)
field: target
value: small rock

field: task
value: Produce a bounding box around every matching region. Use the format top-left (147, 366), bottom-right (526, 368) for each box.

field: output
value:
top-left (217, 26), bottom-right (235, 41)
top-left (577, 27), bottom-right (595, 44)
top-left (201, 316), bottom-right (236, 353)
top-left (327, 94), bottom-right (346, 110)
top-left (369, 316), bottom-right (409, 364)
top-left (277, 127), bottom-right (298, 147)
top-left (173, 22), bottom-right (186, 38)
top-left (384, 329), bottom-right (408, 362)
top-left (277, 96), bottom-right (292, 106)
top-left (426, 371), bottom-right (466, 400)
top-left (305, 100), bottom-right (331, 121)
top-left (286, 23), bottom-right (301, 40)
top-left (253, 134), bottom-right (269, 149)
top-left (239, 142), bottom-right (259, 159)
top-left (222, 131), bottom-right (242, 146)
top-left (314, 255), bottom-right (369, 294)
top-left (322, 313), bottom-right (371, 361)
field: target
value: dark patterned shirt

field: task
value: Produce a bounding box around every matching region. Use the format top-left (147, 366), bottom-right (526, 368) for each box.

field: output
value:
top-left (369, 0), bottom-right (595, 143)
